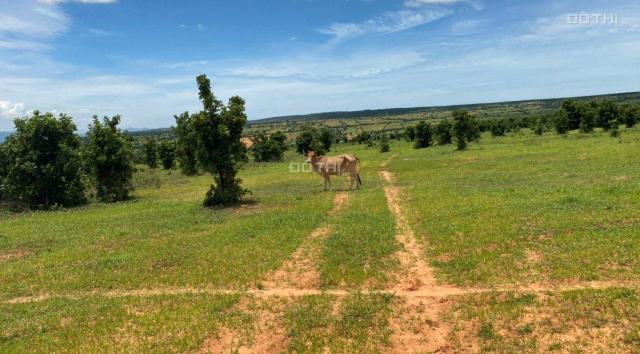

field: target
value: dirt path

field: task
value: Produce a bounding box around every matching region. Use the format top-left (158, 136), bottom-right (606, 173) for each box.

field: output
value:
top-left (260, 192), bottom-right (348, 290)
top-left (380, 168), bottom-right (461, 353)
top-left (199, 192), bottom-right (349, 353)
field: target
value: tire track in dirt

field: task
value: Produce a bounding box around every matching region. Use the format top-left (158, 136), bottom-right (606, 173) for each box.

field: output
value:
top-left (200, 192), bottom-right (349, 353)
top-left (380, 169), bottom-right (459, 353)
top-left (260, 192), bottom-right (349, 290)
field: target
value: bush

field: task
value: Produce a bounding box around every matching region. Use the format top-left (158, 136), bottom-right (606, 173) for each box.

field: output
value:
top-left (579, 110), bottom-right (596, 133)
top-left (404, 126), bottom-right (416, 141)
top-left (0, 142), bottom-right (7, 200)
top-left (434, 120), bottom-right (453, 145)
top-left (144, 138), bottom-right (159, 169)
top-left (621, 104), bottom-right (638, 128)
top-left (414, 121), bottom-right (433, 149)
top-left (318, 127), bottom-right (333, 152)
top-left (452, 110), bottom-right (479, 151)
top-left (490, 119), bottom-right (508, 137)
top-left (295, 126), bottom-right (328, 155)
top-left (2, 111), bottom-right (86, 209)
top-left (84, 115), bottom-right (134, 203)
top-left (252, 131), bottom-right (286, 162)
top-left (533, 116), bottom-right (545, 135)
top-left (596, 100), bottom-right (620, 131)
top-left (554, 110), bottom-right (570, 134)
top-left (174, 111), bottom-right (199, 175)
top-left (158, 140), bottom-right (176, 169)
top-left (379, 135), bottom-right (390, 153)
top-left (192, 74), bottom-right (249, 206)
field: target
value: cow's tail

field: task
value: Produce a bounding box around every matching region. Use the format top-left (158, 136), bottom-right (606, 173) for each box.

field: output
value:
top-left (357, 173), bottom-right (362, 187)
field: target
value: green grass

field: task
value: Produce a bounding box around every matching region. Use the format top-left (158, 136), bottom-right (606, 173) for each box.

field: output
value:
top-left (447, 288), bottom-right (640, 353)
top-left (0, 156), bottom-right (335, 299)
top-left (0, 294), bottom-right (243, 353)
top-left (284, 293), bottom-right (393, 354)
top-left (388, 128), bottom-right (640, 286)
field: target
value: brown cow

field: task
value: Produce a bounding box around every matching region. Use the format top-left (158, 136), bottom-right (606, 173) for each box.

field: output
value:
top-left (306, 150), bottom-right (362, 191)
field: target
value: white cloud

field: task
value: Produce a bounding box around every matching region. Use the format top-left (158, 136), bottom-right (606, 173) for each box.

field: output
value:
top-left (0, 101), bottom-right (26, 120)
top-left (319, 8), bottom-right (451, 43)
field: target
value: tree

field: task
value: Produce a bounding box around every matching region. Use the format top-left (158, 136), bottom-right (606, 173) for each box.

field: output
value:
top-left (560, 99), bottom-right (583, 131)
top-left (2, 111), bottom-right (86, 209)
top-left (144, 138), bottom-right (159, 169)
top-left (270, 131), bottom-right (288, 151)
top-left (174, 111), bottom-right (199, 175)
top-left (596, 100), bottom-right (620, 130)
top-left (554, 110), bottom-right (570, 135)
top-left (414, 121), bottom-right (433, 149)
top-left (579, 109), bottom-right (596, 133)
top-left (490, 119), bottom-right (507, 137)
top-left (533, 116), bottom-right (545, 135)
top-left (318, 127), bottom-right (333, 152)
top-left (295, 126), bottom-right (326, 155)
top-left (621, 104), bottom-right (638, 128)
top-left (434, 120), bottom-right (453, 145)
top-left (192, 74), bottom-right (249, 206)
top-left (159, 140), bottom-right (176, 169)
top-left (84, 115), bottom-right (134, 203)
top-left (379, 135), bottom-right (390, 153)
top-left (252, 131), bottom-right (285, 162)
top-left (404, 126), bottom-right (416, 141)
top-left (0, 142), bottom-right (7, 200)
top-left (452, 110), bottom-right (479, 151)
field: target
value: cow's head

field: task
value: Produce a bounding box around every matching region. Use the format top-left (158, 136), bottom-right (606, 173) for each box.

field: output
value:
top-left (305, 150), bottom-right (317, 163)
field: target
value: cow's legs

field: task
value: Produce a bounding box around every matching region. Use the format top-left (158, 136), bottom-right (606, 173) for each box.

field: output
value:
top-left (349, 173), bottom-right (355, 190)
top-left (323, 176), bottom-right (328, 191)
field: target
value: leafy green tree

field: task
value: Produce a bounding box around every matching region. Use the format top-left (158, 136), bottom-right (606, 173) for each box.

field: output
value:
top-left (2, 111), bottom-right (86, 209)
top-left (554, 110), bottom-right (570, 135)
top-left (579, 109), bottom-right (596, 133)
top-left (144, 138), bottom-right (159, 169)
top-left (404, 126), bottom-right (416, 141)
top-left (84, 115), bottom-right (134, 203)
top-left (533, 116), bottom-right (545, 135)
top-left (0, 142), bottom-right (8, 200)
top-left (252, 131), bottom-right (285, 162)
top-left (434, 120), bottom-right (453, 145)
top-left (159, 140), bottom-right (176, 170)
top-left (414, 121), bottom-right (433, 149)
top-left (596, 100), bottom-right (620, 130)
top-left (379, 135), bottom-right (390, 153)
top-left (192, 74), bottom-right (249, 206)
top-left (174, 111), bottom-right (199, 175)
top-left (560, 99), bottom-right (583, 131)
top-left (490, 119), bottom-right (508, 137)
top-left (270, 131), bottom-right (288, 151)
top-left (621, 104), bottom-right (638, 128)
top-left (452, 110), bottom-right (479, 151)
top-left (318, 127), bottom-right (333, 152)
top-left (295, 126), bottom-right (326, 155)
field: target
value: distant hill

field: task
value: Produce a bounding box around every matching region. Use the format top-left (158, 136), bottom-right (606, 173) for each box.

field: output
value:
top-left (250, 91), bottom-right (640, 125)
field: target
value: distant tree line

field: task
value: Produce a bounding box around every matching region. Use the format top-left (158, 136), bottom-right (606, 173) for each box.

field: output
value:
top-left (405, 110), bottom-right (481, 151)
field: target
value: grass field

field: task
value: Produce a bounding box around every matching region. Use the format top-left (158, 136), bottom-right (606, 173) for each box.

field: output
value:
top-left (2, 128), bottom-right (640, 352)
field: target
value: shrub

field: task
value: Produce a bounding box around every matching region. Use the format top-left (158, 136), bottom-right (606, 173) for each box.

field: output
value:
top-left (533, 116), bottom-right (545, 135)
top-left (379, 135), bottom-right (390, 153)
top-left (414, 121), bottom-right (433, 149)
top-left (143, 138), bottom-right (159, 169)
top-left (579, 109), bottom-right (596, 133)
top-left (490, 119), bottom-right (507, 137)
top-left (295, 126), bottom-right (328, 155)
top-left (452, 110), bottom-right (479, 151)
top-left (252, 131), bottom-right (286, 162)
top-left (192, 74), bottom-right (249, 206)
top-left (84, 115), bottom-right (134, 203)
top-left (404, 126), bottom-right (416, 141)
top-left (621, 104), bottom-right (638, 128)
top-left (554, 110), bottom-right (570, 134)
top-left (318, 127), bottom-right (333, 152)
top-left (174, 111), bottom-right (199, 175)
top-left (2, 111), bottom-right (86, 209)
top-left (434, 120), bottom-right (453, 145)
top-left (159, 140), bottom-right (176, 169)
top-left (596, 100), bottom-right (620, 130)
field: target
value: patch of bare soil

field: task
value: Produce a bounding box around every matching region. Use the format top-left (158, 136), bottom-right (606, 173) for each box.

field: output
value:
top-left (380, 169), bottom-right (460, 353)
top-left (261, 192), bottom-right (348, 290)
top-left (0, 249), bottom-right (30, 262)
top-left (387, 297), bottom-right (454, 353)
top-left (200, 298), bottom-right (289, 354)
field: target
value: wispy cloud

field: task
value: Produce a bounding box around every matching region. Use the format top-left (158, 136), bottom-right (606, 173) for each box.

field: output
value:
top-left (0, 100), bottom-right (26, 120)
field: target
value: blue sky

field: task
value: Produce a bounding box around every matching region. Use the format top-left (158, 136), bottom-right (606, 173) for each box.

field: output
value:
top-left (0, 0), bottom-right (639, 131)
